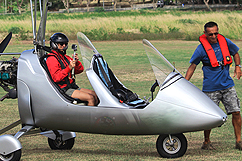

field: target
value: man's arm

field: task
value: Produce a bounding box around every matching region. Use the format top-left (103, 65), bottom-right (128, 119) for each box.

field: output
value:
top-left (185, 63), bottom-right (197, 81)
top-left (233, 53), bottom-right (241, 80)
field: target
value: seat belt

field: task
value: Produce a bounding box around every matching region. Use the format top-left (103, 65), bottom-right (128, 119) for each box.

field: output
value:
top-left (95, 56), bottom-right (119, 98)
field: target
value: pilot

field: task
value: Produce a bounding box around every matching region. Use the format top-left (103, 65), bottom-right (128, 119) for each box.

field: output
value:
top-left (46, 33), bottom-right (99, 106)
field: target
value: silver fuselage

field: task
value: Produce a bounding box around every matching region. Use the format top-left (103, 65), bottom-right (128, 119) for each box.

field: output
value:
top-left (17, 49), bottom-right (227, 135)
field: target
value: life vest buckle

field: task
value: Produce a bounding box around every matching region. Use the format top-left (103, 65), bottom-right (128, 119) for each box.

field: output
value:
top-left (218, 61), bottom-right (224, 67)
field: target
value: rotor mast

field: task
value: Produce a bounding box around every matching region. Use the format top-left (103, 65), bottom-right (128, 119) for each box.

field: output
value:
top-left (30, 0), bottom-right (50, 57)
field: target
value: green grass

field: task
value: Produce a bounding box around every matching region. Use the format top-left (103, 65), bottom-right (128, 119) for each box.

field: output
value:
top-left (1, 40), bottom-right (242, 160)
top-left (1, 10), bottom-right (242, 41)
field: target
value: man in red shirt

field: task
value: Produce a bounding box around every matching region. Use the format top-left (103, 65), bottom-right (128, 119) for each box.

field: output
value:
top-left (46, 33), bottom-right (98, 106)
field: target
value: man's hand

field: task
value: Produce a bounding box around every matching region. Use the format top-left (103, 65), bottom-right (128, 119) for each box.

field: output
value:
top-left (234, 66), bottom-right (241, 80)
top-left (69, 60), bottom-right (76, 69)
top-left (69, 53), bottom-right (79, 69)
top-left (72, 53), bottom-right (79, 63)
top-left (233, 53), bottom-right (241, 80)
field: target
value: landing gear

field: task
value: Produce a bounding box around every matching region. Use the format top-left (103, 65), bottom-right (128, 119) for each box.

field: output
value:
top-left (48, 137), bottom-right (75, 150)
top-left (46, 130), bottom-right (75, 150)
top-left (156, 133), bottom-right (187, 158)
top-left (0, 149), bottom-right (21, 161)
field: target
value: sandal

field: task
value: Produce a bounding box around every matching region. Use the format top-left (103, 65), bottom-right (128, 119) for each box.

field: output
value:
top-left (235, 141), bottom-right (242, 150)
top-left (201, 142), bottom-right (216, 150)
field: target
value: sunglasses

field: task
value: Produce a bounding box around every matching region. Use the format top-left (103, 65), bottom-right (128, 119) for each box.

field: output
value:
top-left (58, 42), bottom-right (68, 46)
top-left (207, 32), bottom-right (219, 37)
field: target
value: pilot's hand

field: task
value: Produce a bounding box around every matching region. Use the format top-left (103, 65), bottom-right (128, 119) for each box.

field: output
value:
top-left (72, 53), bottom-right (79, 63)
top-left (69, 60), bottom-right (76, 69)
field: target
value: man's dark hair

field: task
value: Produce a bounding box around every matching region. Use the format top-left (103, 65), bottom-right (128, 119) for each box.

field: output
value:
top-left (204, 21), bottom-right (218, 31)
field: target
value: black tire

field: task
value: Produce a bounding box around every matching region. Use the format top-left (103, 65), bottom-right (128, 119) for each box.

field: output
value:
top-left (0, 149), bottom-right (21, 161)
top-left (156, 133), bottom-right (187, 158)
top-left (48, 137), bottom-right (75, 150)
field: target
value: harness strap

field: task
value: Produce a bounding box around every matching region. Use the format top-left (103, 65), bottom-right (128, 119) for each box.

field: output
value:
top-left (95, 55), bottom-right (119, 98)
top-left (48, 52), bottom-right (77, 92)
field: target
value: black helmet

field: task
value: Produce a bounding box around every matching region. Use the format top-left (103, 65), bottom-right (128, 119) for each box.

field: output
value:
top-left (50, 33), bottom-right (69, 50)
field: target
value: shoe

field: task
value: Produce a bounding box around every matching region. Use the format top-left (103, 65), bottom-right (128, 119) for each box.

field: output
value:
top-left (201, 142), bottom-right (216, 150)
top-left (235, 141), bottom-right (242, 150)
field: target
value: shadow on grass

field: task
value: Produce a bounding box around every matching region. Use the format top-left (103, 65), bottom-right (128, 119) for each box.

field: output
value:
top-left (22, 147), bottom-right (160, 158)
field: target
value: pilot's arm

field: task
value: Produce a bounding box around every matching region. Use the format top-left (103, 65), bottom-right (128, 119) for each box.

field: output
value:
top-left (185, 63), bottom-right (197, 81)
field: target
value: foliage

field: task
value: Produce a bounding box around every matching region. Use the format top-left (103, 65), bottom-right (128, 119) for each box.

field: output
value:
top-left (117, 27), bottom-right (125, 34)
top-left (154, 26), bottom-right (163, 33)
top-left (83, 27), bottom-right (110, 40)
top-left (140, 26), bottom-right (151, 33)
top-left (17, 30), bottom-right (30, 40)
top-left (178, 18), bottom-right (199, 24)
top-left (168, 26), bottom-right (180, 33)
top-left (94, 7), bottom-right (105, 12)
top-left (8, 27), bottom-right (22, 34)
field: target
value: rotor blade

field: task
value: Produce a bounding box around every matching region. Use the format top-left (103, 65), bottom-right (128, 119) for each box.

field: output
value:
top-left (0, 32), bottom-right (12, 53)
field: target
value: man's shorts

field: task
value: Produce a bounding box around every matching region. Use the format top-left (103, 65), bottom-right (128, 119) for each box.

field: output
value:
top-left (65, 88), bottom-right (81, 97)
top-left (204, 86), bottom-right (240, 115)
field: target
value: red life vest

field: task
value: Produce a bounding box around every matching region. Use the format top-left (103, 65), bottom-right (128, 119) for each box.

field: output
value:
top-left (199, 34), bottom-right (232, 67)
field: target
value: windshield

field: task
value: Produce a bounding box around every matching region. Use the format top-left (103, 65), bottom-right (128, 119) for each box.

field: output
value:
top-left (77, 32), bottom-right (180, 87)
top-left (77, 32), bottom-right (100, 70)
top-left (142, 39), bottom-right (180, 86)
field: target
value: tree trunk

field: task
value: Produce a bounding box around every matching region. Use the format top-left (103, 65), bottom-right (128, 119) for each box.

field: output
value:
top-left (114, 0), bottom-right (117, 11)
top-left (153, 0), bottom-right (155, 9)
top-left (237, 0), bottom-right (240, 6)
top-left (78, 0), bottom-right (83, 6)
top-left (87, 0), bottom-right (90, 12)
top-left (17, 0), bottom-right (24, 14)
top-left (129, 0), bottom-right (133, 10)
top-left (204, 0), bottom-right (212, 11)
top-left (62, 0), bottom-right (70, 13)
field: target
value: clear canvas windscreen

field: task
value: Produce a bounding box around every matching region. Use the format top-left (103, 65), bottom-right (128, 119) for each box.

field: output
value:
top-left (77, 32), bottom-right (99, 70)
top-left (142, 39), bottom-right (180, 86)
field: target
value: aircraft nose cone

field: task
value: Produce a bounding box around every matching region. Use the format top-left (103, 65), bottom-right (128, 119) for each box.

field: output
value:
top-left (148, 76), bottom-right (228, 134)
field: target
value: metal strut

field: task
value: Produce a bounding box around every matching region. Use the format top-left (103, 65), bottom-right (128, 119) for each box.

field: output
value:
top-left (0, 120), bottom-right (21, 135)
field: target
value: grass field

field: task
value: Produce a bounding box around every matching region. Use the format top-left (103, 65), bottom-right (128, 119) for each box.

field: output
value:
top-left (1, 10), bottom-right (242, 41)
top-left (1, 39), bottom-right (242, 160)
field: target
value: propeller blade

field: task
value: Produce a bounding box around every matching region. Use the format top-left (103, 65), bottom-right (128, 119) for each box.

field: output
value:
top-left (0, 32), bottom-right (12, 53)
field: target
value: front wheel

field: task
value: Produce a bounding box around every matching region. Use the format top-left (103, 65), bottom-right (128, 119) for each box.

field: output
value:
top-left (156, 133), bottom-right (187, 158)
top-left (0, 149), bottom-right (21, 161)
top-left (48, 137), bottom-right (75, 150)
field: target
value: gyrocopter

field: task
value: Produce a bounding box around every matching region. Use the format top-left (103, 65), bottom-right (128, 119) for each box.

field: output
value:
top-left (0, 0), bottom-right (227, 160)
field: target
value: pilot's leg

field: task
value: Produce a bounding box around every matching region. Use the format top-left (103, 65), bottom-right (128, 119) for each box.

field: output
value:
top-left (71, 89), bottom-right (97, 106)
top-left (71, 88), bottom-right (99, 106)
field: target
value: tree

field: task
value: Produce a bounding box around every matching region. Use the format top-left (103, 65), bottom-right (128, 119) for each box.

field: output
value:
top-left (113, 0), bottom-right (117, 11)
top-left (77, 0), bottom-right (83, 6)
top-left (87, 0), bottom-right (90, 11)
top-left (62, 0), bottom-right (70, 13)
top-left (17, 0), bottom-right (24, 14)
top-left (204, 0), bottom-right (212, 11)
top-left (128, 0), bottom-right (133, 9)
